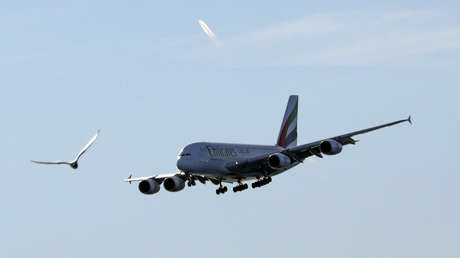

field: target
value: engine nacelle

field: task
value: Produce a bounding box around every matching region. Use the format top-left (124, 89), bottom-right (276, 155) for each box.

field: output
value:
top-left (268, 153), bottom-right (291, 170)
top-left (163, 176), bottom-right (185, 192)
top-left (138, 179), bottom-right (161, 195)
top-left (320, 139), bottom-right (343, 155)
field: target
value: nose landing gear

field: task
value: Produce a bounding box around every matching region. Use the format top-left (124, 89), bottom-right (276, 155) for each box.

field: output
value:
top-left (216, 183), bottom-right (228, 195)
top-left (187, 179), bottom-right (196, 187)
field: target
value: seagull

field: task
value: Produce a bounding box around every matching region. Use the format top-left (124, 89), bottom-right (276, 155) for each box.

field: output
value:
top-left (31, 130), bottom-right (100, 169)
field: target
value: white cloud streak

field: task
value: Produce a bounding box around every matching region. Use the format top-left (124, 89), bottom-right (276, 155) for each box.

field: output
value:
top-left (183, 9), bottom-right (460, 68)
top-left (198, 19), bottom-right (216, 41)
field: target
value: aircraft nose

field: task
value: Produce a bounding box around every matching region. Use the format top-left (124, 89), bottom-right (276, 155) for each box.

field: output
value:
top-left (176, 157), bottom-right (187, 171)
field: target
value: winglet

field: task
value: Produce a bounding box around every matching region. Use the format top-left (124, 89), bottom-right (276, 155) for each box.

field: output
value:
top-left (407, 115), bottom-right (412, 125)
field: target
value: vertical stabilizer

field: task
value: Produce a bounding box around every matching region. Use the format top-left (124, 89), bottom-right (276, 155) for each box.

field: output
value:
top-left (277, 95), bottom-right (298, 148)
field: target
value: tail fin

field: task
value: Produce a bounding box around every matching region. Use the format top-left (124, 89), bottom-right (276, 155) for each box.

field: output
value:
top-left (276, 95), bottom-right (298, 148)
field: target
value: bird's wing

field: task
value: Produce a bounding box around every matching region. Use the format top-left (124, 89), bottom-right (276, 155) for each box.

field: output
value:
top-left (31, 160), bottom-right (70, 165)
top-left (74, 130), bottom-right (100, 161)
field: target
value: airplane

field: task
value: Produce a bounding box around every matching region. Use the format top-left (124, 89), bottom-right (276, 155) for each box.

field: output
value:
top-left (124, 95), bottom-right (411, 195)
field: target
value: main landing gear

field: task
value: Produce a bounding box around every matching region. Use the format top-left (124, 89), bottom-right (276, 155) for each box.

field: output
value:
top-left (233, 183), bottom-right (248, 192)
top-left (215, 177), bottom-right (272, 195)
top-left (251, 177), bottom-right (272, 188)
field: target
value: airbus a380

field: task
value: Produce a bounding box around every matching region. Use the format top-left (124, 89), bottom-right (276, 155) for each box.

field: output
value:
top-left (125, 95), bottom-right (411, 195)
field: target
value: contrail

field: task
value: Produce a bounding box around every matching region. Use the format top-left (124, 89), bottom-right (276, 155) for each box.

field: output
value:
top-left (198, 19), bottom-right (216, 41)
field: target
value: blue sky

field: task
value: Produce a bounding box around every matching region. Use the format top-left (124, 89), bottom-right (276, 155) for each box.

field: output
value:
top-left (1, 1), bottom-right (459, 257)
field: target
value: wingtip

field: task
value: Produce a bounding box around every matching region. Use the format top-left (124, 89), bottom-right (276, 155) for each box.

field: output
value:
top-left (125, 174), bottom-right (133, 184)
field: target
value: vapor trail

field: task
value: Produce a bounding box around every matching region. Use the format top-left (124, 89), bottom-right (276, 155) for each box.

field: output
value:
top-left (198, 19), bottom-right (216, 41)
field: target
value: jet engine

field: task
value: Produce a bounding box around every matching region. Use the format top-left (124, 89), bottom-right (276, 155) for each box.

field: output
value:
top-left (138, 179), bottom-right (161, 195)
top-left (320, 139), bottom-right (343, 155)
top-left (268, 153), bottom-right (291, 170)
top-left (163, 176), bottom-right (186, 192)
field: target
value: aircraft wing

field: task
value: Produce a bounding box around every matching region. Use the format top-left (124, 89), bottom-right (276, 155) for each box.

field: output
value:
top-left (285, 116), bottom-right (412, 160)
top-left (227, 116), bottom-right (412, 171)
top-left (123, 173), bottom-right (182, 183)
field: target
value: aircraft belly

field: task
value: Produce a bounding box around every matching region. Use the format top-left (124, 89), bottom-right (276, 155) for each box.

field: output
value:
top-left (189, 158), bottom-right (260, 182)
top-left (191, 160), bottom-right (300, 183)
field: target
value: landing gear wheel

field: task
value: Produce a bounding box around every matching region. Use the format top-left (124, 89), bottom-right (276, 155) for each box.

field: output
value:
top-left (216, 184), bottom-right (227, 195)
top-left (252, 177), bottom-right (272, 188)
top-left (233, 183), bottom-right (249, 192)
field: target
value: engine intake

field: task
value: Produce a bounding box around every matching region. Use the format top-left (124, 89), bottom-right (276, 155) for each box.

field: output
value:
top-left (320, 139), bottom-right (343, 155)
top-left (163, 176), bottom-right (186, 192)
top-left (138, 179), bottom-right (160, 195)
top-left (268, 153), bottom-right (291, 169)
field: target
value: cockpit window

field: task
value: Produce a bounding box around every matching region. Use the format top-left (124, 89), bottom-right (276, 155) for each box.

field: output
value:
top-left (177, 148), bottom-right (192, 159)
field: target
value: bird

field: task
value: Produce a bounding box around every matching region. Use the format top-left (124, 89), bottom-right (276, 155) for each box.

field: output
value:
top-left (31, 130), bottom-right (100, 169)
